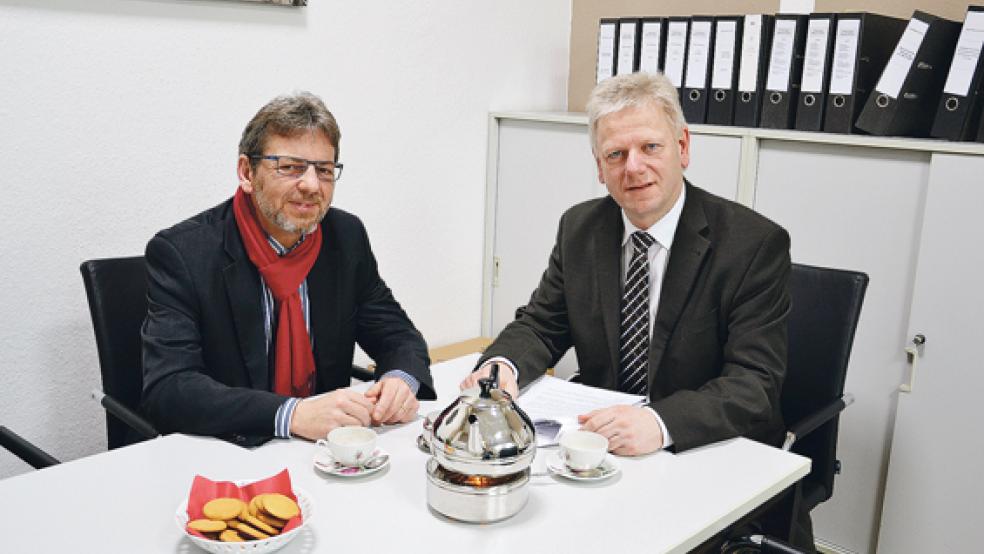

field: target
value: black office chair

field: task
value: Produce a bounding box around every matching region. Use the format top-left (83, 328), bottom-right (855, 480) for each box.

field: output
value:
top-left (0, 426), bottom-right (60, 469)
top-left (722, 263), bottom-right (869, 553)
top-left (80, 256), bottom-right (160, 450)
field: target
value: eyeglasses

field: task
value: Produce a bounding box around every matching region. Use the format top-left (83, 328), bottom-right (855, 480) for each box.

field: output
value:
top-left (249, 154), bottom-right (343, 182)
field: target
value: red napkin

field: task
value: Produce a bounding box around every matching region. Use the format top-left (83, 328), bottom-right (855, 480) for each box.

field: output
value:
top-left (184, 468), bottom-right (303, 538)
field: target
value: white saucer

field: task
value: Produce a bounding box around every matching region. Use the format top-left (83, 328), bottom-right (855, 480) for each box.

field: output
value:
top-left (545, 452), bottom-right (619, 481)
top-left (313, 447), bottom-right (389, 477)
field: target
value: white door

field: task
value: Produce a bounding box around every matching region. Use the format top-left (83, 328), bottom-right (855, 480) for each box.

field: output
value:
top-left (877, 153), bottom-right (984, 552)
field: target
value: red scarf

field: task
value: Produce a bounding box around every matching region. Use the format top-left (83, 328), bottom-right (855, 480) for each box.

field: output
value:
top-left (233, 187), bottom-right (322, 397)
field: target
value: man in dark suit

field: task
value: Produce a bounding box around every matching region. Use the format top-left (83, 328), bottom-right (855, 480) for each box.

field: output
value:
top-left (142, 92), bottom-right (434, 447)
top-left (462, 72), bottom-right (790, 456)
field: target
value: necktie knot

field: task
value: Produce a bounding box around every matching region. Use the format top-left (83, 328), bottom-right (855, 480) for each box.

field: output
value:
top-left (631, 231), bottom-right (655, 254)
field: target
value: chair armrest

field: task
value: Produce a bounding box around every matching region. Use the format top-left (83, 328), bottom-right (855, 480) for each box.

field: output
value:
top-left (351, 364), bottom-right (375, 382)
top-left (90, 390), bottom-right (160, 441)
top-left (782, 392), bottom-right (855, 451)
top-left (0, 425), bottom-right (60, 469)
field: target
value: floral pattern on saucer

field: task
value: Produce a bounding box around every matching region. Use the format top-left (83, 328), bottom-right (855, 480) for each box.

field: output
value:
top-left (313, 447), bottom-right (389, 477)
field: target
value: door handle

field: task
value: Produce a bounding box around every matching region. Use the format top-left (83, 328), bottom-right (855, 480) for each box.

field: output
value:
top-left (900, 334), bottom-right (926, 393)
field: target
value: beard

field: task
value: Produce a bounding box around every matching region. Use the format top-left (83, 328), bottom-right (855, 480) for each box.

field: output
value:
top-left (252, 181), bottom-right (330, 236)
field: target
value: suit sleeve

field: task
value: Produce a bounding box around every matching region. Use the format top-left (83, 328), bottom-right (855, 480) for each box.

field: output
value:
top-left (141, 233), bottom-right (286, 445)
top-left (652, 226), bottom-right (791, 451)
top-left (480, 214), bottom-right (574, 387)
top-left (350, 222), bottom-right (435, 400)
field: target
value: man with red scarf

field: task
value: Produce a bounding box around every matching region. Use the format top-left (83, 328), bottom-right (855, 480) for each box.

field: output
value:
top-left (142, 92), bottom-right (434, 447)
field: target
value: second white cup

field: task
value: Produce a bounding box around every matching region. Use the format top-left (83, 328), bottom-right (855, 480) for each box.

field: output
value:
top-left (559, 430), bottom-right (609, 471)
top-left (317, 426), bottom-right (377, 467)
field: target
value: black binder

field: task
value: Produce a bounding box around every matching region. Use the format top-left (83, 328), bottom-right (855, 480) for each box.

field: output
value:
top-left (663, 17), bottom-right (691, 102)
top-left (760, 15), bottom-right (808, 129)
top-left (682, 16), bottom-right (715, 124)
top-left (596, 18), bottom-right (618, 84)
top-left (707, 16), bottom-right (744, 125)
top-left (638, 18), bottom-right (667, 75)
top-left (856, 11), bottom-right (962, 137)
top-left (616, 18), bottom-right (641, 76)
top-left (823, 13), bottom-right (908, 134)
top-left (794, 13), bottom-right (837, 131)
top-left (734, 14), bottom-right (775, 127)
top-left (931, 6), bottom-right (984, 141)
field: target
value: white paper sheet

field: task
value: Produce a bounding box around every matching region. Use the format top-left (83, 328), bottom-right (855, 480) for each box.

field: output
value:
top-left (738, 15), bottom-right (764, 93)
top-left (801, 18), bottom-right (831, 93)
top-left (685, 20), bottom-right (713, 89)
top-left (829, 19), bottom-right (861, 95)
top-left (518, 375), bottom-right (646, 447)
top-left (711, 21), bottom-right (738, 90)
top-left (766, 18), bottom-right (799, 92)
top-left (943, 10), bottom-right (984, 96)
top-left (875, 17), bottom-right (929, 99)
top-left (639, 21), bottom-right (663, 74)
top-left (665, 21), bottom-right (689, 87)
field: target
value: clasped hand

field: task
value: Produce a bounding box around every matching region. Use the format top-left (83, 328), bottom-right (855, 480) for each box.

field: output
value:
top-left (289, 377), bottom-right (418, 441)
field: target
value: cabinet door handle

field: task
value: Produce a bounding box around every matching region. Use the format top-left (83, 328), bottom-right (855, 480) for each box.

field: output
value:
top-left (900, 334), bottom-right (926, 393)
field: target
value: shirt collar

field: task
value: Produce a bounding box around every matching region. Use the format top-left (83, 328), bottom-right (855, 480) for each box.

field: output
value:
top-left (620, 184), bottom-right (686, 250)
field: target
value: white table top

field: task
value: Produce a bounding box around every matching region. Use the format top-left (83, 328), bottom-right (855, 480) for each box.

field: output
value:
top-left (0, 354), bottom-right (809, 553)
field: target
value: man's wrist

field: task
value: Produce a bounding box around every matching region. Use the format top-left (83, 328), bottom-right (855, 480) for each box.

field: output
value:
top-left (643, 406), bottom-right (673, 449)
top-left (378, 369), bottom-right (420, 395)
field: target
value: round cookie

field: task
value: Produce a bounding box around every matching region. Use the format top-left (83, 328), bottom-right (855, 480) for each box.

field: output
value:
top-left (239, 513), bottom-right (279, 536)
top-left (203, 497), bottom-right (246, 521)
top-left (232, 521), bottom-right (271, 540)
top-left (219, 529), bottom-right (245, 542)
top-left (261, 493), bottom-right (300, 520)
top-left (187, 519), bottom-right (227, 533)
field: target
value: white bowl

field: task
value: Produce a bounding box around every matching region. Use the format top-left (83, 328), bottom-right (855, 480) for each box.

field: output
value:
top-left (175, 484), bottom-right (313, 554)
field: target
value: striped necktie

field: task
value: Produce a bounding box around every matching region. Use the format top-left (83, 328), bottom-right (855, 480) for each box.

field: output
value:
top-left (618, 231), bottom-right (656, 395)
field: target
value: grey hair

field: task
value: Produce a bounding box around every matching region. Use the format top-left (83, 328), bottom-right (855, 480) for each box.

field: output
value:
top-left (239, 91), bottom-right (341, 163)
top-left (586, 72), bottom-right (687, 153)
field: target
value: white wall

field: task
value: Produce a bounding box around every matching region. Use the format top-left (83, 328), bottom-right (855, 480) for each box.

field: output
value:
top-left (0, 0), bottom-right (571, 478)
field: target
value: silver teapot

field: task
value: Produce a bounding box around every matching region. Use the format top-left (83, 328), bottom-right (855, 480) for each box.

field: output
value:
top-left (429, 363), bottom-right (536, 477)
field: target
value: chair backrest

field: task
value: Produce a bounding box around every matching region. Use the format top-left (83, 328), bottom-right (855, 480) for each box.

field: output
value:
top-left (79, 256), bottom-right (148, 450)
top-left (0, 425), bottom-right (59, 469)
top-left (783, 263), bottom-right (868, 511)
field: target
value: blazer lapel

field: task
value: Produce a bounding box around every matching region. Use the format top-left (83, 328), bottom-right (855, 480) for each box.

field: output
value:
top-left (596, 199), bottom-right (624, 389)
top-left (649, 184), bottom-right (710, 382)
top-left (307, 216), bottom-right (341, 376)
top-left (221, 214), bottom-right (269, 390)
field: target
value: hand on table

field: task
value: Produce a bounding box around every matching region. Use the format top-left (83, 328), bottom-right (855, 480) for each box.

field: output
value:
top-left (289, 388), bottom-right (374, 441)
top-left (364, 377), bottom-right (419, 425)
top-left (578, 405), bottom-right (664, 456)
top-left (459, 360), bottom-right (520, 399)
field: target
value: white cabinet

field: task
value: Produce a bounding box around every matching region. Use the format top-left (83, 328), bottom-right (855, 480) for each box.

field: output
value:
top-left (484, 112), bottom-right (984, 554)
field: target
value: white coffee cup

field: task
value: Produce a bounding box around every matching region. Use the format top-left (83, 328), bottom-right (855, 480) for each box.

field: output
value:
top-left (317, 426), bottom-right (377, 467)
top-left (559, 430), bottom-right (609, 471)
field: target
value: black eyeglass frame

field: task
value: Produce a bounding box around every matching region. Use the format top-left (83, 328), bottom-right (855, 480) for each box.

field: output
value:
top-left (248, 154), bottom-right (343, 182)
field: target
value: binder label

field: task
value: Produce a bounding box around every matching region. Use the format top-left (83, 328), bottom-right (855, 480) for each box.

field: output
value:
top-left (617, 23), bottom-right (638, 76)
top-left (739, 15), bottom-right (764, 93)
top-left (666, 21), bottom-right (689, 87)
top-left (801, 18), bottom-right (832, 93)
top-left (875, 18), bottom-right (929, 99)
top-left (597, 22), bottom-right (617, 84)
top-left (943, 11), bottom-right (984, 96)
top-left (639, 21), bottom-right (663, 74)
top-left (766, 19), bottom-right (799, 92)
top-left (685, 20), bottom-right (713, 89)
top-left (712, 21), bottom-right (738, 90)
top-left (830, 19), bottom-right (861, 95)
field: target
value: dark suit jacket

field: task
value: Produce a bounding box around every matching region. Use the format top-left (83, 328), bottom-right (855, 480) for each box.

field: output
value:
top-left (142, 198), bottom-right (435, 446)
top-left (481, 183), bottom-right (790, 452)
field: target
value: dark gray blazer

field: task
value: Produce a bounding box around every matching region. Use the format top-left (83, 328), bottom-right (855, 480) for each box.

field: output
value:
top-left (142, 198), bottom-right (434, 446)
top-left (481, 183), bottom-right (790, 451)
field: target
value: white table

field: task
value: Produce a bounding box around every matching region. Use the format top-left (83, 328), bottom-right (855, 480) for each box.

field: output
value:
top-left (0, 354), bottom-right (809, 553)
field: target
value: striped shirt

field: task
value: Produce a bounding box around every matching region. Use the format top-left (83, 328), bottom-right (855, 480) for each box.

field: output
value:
top-left (265, 233), bottom-right (419, 438)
